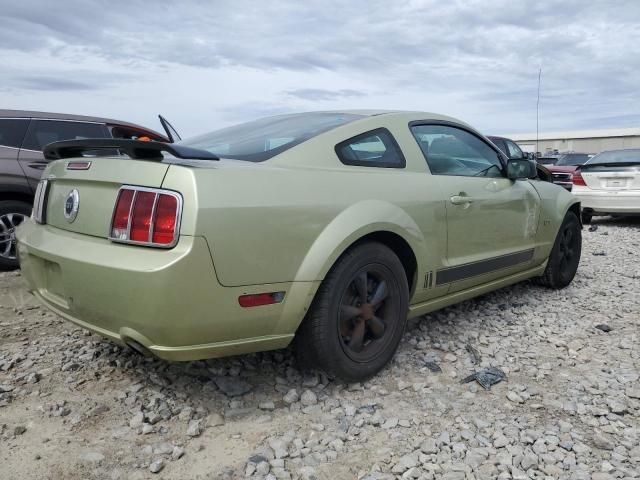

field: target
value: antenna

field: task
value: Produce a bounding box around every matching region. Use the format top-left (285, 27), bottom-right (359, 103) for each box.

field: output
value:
top-left (536, 67), bottom-right (542, 156)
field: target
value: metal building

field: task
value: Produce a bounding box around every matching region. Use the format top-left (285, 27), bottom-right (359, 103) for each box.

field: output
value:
top-left (503, 127), bottom-right (640, 155)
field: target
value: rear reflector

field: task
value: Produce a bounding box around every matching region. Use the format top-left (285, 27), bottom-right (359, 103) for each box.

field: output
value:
top-left (110, 186), bottom-right (182, 248)
top-left (238, 292), bottom-right (285, 308)
top-left (572, 170), bottom-right (587, 186)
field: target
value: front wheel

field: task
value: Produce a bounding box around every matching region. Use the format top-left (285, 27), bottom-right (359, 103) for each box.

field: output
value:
top-left (535, 211), bottom-right (581, 289)
top-left (0, 200), bottom-right (32, 271)
top-left (295, 242), bottom-right (409, 382)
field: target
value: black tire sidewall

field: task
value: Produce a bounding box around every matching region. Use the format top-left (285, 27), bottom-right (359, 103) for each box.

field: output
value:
top-left (0, 200), bottom-right (32, 271)
top-left (306, 243), bottom-right (409, 381)
top-left (549, 212), bottom-right (581, 288)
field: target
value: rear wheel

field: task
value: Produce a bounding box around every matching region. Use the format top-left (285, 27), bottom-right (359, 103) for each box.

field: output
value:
top-left (581, 210), bottom-right (592, 224)
top-left (0, 200), bottom-right (31, 271)
top-left (535, 211), bottom-right (581, 289)
top-left (295, 242), bottom-right (409, 382)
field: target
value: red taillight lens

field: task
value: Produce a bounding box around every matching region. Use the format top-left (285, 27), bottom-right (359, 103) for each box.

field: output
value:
top-left (111, 189), bottom-right (135, 239)
top-left (130, 191), bottom-right (156, 242)
top-left (572, 170), bottom-right (586, 186)
top-left (238, 292), bottom-right (285, 308)
top-left (110, 187), bottom-right (181, 247)
top-left (152, 194), bottom-right (178, 244)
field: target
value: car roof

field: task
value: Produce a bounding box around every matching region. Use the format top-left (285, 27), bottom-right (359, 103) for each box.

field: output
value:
top-left (0, 108), bottom-right (167, 139)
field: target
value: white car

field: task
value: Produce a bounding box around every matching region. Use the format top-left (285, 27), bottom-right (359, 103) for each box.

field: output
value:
top-left (572, 149), bottom-right (640, 223)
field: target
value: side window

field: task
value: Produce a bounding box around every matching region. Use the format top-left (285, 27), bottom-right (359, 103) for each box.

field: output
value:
top-left (0, 119), bottom-right (30, 148)
top-left (410, 124), bottom-right (503, 177)
top-left (505, 140), bottom-right (524, 159)
top-left (336, 128), bottom-right (405, 168)
top-left (490, 138), bottom-right (508, 156)
top-left (21, 120), bottom-right (109, 151)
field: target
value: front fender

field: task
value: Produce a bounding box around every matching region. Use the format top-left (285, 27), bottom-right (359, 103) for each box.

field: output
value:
top-left (530, 181), bottom-right (581, 256)
top-left (293, 200), bottom-right (427, 283)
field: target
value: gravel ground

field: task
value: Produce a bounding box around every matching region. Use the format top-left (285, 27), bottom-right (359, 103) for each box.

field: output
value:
top-left (1, 216), bottom-right (639, 480)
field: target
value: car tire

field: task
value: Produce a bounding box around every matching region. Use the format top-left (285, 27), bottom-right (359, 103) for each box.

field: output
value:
top-left (295, 242), bottom-right (409, 382)
top-left (0, 200), bottom-right (32, 271)
top-left (581, 211), bottom-right (592, 224)
top-left (534, 211), bottom-right (581, 289)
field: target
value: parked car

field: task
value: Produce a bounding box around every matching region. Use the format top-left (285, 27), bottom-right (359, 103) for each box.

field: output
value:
top-left (546, 153), bottom-right (593, 191)
top-left (537, 155), bottom-right (560, 166)
top-left (487, 136), bottom-right (552, 182)
top-left (572, 148), bottom-right (640, 223)
top-left (0, 109), bottom-right (173, 269)
top-left (17, 111), bottom-right (582, 381)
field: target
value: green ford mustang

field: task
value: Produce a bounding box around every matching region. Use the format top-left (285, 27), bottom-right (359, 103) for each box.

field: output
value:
top-left (17, 111), bottom-right (582, 381)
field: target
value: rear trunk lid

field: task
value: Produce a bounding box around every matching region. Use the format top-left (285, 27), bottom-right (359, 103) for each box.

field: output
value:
top-left (42, 157), bottom-right (169, 238)
top-left (581, 163), bottom-right (640, 191)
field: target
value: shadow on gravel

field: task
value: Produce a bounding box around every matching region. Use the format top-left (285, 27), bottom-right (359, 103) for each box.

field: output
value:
top-left (591, 215), bottom-right (640, 229)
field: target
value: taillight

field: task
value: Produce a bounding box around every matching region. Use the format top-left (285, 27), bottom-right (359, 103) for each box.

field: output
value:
top-left (130, 192), bottom-right (156, 242)
top-left (110, 187), bottom-right (181, 248)
top-left (572, 170), bottom-right (587, 186)
top-left (111, 189), bottom-right (134, 238)
top-left (152, 194), bottom-right (178, 244)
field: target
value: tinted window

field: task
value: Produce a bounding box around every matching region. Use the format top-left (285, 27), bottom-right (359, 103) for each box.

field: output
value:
top-left (182, 112), bottom-right (363, 162)
top-left (0, 119), bottom-right (30, 148)
top-left (587, 149), bottom-right (640, 165)
top-left (556, 153), bottom-right (590, 166)
top-left (488, 137), bottom-right (507, 155)
top-left (411, 124), bottom-right (503, 177)
top-left (335, 128), bottom-right (405, 168)
top-left (22, 120), bottom-right (108, 151)
top-left (506, 140), bottom-right (524, 159)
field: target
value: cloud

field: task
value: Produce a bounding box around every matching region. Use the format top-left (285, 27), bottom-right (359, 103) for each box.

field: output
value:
top-left (284, 88), bottom-right (366, 101)
top-left (1, 1), bottom-right (639, 136)
top-left (7, 76), bottom-right (99, 91)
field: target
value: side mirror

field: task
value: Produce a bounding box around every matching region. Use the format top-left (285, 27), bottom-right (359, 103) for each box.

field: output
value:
top-left (507, 158), bottom-right (536, 180)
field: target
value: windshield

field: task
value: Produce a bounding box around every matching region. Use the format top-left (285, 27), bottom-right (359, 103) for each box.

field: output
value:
top-left (556, 154), bottom-right (591, 166)
top-left (180, 112), bottom-right (364, 161)
top-left (587, 149), bottom-right (640, 165)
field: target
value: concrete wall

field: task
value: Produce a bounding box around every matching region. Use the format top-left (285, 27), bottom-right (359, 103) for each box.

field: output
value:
top-left (515, 136), bottom-right (640, 155)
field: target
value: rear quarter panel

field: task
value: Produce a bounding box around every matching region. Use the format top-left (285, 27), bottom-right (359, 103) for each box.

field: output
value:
top-left (161, 162), bottom-right (446, 294)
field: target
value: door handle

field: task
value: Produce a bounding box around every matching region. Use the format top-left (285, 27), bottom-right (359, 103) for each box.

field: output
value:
top-left (450, 195), bottom-right (475, 205)
top-left (28, 162), bottom-right (49, 170)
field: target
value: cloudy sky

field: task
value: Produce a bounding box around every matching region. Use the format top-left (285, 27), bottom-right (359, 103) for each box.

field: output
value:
top-left (2, 0), bottom-right (639, 138)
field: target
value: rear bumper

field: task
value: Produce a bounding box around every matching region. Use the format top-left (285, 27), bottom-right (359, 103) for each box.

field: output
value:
top-left (573, 188), bottom-right (640, 214)
top-left (17, 220), bottom-right (318, 360)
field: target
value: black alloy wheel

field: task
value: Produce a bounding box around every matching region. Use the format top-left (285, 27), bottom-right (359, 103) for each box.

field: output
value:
top-left (0, 201), bottom-right (32, 271)
top-left (296, 242), bottom-right (409, 382)
top-left (338, 267), bottom-right (400, 363)
top-left (535, 211), bottom-right (581, 289)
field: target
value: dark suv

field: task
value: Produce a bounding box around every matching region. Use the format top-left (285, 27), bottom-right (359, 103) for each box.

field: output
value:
top-left (0, 110), bottom-right (170, 269)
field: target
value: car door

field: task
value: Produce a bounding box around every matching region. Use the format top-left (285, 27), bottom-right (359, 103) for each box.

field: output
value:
top-left (0, 118), bottom-right (31, 193)
top-left (17, 119), bottom-right (110, 190)
top-left (410, 122), bottom-right (541, 293)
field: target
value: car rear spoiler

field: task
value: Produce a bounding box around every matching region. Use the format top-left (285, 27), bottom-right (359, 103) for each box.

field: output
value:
top-left (43, 139), bottom-right (219, 161)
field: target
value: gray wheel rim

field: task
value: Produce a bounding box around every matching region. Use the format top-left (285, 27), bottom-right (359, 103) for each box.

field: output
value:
top-left (0, 212), bottom-right (27, 260)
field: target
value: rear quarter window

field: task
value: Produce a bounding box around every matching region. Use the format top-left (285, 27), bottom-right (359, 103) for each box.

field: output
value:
top-left (0, 119), bottom-right (30, 148)
top-left (22, 120), bottom-right (109, 151)
top-left (335, 128), bottom-right (405, 168)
